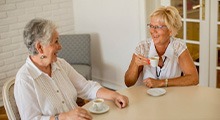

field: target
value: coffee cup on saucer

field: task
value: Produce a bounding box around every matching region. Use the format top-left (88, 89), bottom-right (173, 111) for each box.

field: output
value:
top-left (92, 98), bottom-right (105, 111)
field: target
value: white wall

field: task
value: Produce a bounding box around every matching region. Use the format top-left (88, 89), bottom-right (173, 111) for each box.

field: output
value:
top-left (0, 0), bottom-right (75, 106)
top-left (73, 0), bottom-right (148, 90)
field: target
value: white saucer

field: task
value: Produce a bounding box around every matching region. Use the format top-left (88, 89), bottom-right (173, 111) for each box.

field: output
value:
top-left (147, 88), bottom-right (166, 97)
top-left (88, 104), bottom-right (110, 114)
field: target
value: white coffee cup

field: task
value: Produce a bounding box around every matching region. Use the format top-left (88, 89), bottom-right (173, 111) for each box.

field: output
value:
top-left (149, 56), bottom-right (159, 67)
top-left (92, 98), bottom-right (104, 111)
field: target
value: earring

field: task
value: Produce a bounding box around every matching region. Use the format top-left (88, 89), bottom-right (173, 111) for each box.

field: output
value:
top-left (40, 54), bottom-right (46, 59)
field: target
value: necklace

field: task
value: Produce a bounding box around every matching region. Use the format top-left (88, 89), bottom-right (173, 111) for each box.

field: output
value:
top-left (156, 56), bottom-right (167, 79)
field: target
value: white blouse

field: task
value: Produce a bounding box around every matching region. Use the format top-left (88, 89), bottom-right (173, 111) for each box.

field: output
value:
top-left (14, 57), bottom-right (102, 120)
top-left (135, 37), bottom-right (187, 84)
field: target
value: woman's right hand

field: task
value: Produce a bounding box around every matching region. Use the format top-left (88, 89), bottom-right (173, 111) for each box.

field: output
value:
top-left (124, 53), bottom-right (149, 87)
top-left (61, 107), bottom-right (92, 120)
top-left (133, 53), bottom-right (150, 67)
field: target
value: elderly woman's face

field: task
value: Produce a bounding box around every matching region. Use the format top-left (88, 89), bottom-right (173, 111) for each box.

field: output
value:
top-left (149, 17), bottom-right (171, 46)
top-left (42, 30), bottom-right (62, 63)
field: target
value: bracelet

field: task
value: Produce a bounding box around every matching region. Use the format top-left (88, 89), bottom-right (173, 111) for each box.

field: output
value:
top-left (165, 79), bottom-right (168, 87)
top-left (55, 114), bottom-right (59, 120)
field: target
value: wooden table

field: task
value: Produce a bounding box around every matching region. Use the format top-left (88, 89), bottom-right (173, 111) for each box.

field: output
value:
top-left (83, 86), bottom-right (220, 120)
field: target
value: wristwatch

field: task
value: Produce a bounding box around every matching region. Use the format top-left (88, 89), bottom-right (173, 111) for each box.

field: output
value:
top-left (55, 114), bottom-right (59, 120)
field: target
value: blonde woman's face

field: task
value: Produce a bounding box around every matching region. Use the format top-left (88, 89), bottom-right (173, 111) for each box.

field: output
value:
top-left (149, 17), bottom-right (171, 46)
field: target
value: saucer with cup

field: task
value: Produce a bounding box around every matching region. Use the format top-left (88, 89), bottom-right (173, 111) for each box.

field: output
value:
top-left (89, 98), bottom-right (109, 114)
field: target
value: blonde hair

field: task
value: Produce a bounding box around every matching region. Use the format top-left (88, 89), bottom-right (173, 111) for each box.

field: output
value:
top-left (150, 6), bottom-right (182, 36)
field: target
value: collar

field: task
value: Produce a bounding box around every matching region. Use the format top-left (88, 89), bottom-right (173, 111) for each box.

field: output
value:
top-left (164, 37), bottom-right (175, 60)
top-left (148, 37), bottom-right (174, 60)
top-left (26, 56), bottom-right (61, 79)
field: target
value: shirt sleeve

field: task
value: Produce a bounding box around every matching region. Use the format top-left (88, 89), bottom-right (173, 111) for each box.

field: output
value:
top-left (14, 72), bottom-right (51, 120)
top-left (58, 58), bottom-right (102, 100)
top-left (173, 38), bottom-right (187, 57)
top-left (135, 40), bottom-right (151, 57)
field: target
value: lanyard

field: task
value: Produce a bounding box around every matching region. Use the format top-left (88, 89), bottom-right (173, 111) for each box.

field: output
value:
top-left (156, 56), bottom-right (167, 79)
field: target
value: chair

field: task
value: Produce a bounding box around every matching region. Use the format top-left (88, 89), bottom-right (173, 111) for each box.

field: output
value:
top-left (58, 34), bottom-right (92, 80)
top-left (2, 78), bottom-right (21, 120)
top-left (58, 34), bottom-right (92, 106)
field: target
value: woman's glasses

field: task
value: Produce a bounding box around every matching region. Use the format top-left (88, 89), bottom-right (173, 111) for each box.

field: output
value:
top-left (147, 24), bottom-right (167, 30)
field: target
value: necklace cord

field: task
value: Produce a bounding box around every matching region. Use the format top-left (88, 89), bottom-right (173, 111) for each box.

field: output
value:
top-left (156, 56), bottom-right (167, 79)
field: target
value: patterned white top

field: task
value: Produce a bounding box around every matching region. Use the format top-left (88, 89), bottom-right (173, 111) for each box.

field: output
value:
top-left (14, 57), bottom-right (102, 120)
top-left (135, 37), bottom-right (187, 83)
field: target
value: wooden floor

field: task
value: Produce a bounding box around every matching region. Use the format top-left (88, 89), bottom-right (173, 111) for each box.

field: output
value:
top-left (0, 106), bottom-right (8, 120)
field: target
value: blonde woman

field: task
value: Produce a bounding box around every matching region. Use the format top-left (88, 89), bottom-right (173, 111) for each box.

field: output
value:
top-left (125, 6), bottom-right (199, 88)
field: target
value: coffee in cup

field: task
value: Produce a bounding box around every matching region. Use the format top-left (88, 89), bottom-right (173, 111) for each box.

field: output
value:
top-left (92, 98), bottom-right (104, 111)
top-left (149, 56), bottom-right (159, 67)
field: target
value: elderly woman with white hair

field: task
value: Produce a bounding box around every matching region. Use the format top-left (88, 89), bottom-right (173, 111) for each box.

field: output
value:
top-left (14, 18), bottom-right (129, 120)
top-left (125, 6), bottom-right (199, 88)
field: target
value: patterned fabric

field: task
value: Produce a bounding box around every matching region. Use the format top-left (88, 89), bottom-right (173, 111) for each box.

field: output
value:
top-left (72, 64), bottom-right (91, 80)
top-left (58, 34), bottom-right (92, 80)
top-left (58, 34), bottom-right (91, 65)
top-left (135, 37), bottom-right (187, 80)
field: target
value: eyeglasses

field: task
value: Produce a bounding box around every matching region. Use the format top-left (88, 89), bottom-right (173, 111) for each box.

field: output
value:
top-left (147, 24), bottom-right (167, 30)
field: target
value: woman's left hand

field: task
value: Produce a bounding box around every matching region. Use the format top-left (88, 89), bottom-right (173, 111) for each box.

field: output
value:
top-left (113, 93), bottom-right (129, 109)
top-left (143, 78), bottom-right (164, 88)
top-left (96, 87), bottom-right (129, 109)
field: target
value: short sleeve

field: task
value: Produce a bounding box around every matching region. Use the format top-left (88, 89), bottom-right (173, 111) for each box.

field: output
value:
top-left (135, 39), bottom-right (151, 57)
top-left (173, 38), bottom-right (187, 57)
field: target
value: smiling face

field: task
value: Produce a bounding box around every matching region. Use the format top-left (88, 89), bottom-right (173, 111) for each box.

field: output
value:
top-left (149, 17), bottom-right (172, 46)
top-left (42, 30), bottom-right (62, 64)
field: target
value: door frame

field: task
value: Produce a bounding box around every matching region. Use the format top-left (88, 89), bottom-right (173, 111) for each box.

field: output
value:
top-left (210, 0), bottom-right (219, 87)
